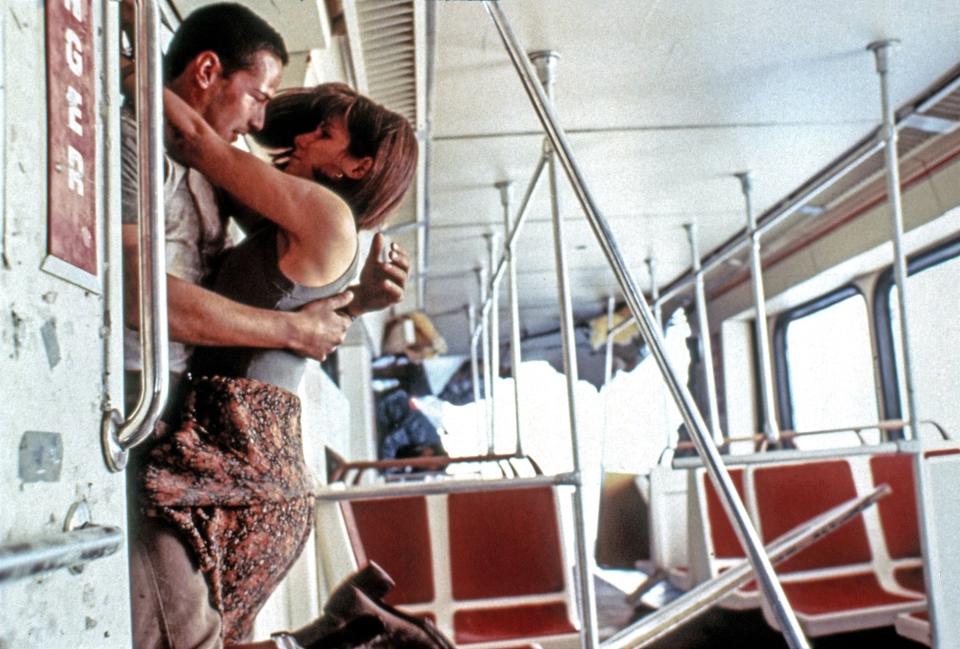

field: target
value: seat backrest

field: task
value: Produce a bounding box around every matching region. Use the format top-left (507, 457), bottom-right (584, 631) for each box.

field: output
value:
top-left (448, 487), bottom-right (566, 599)
top-left (340, 486), bottom-right (577, 645)
top-left (343, 496), bottom-right (435, 606)
top-left (753, 459), bottom-right (872, 572)
top-left (869, 453), bottom-right (921, 560)
top-left (702, 468), bottom-right (748, 560)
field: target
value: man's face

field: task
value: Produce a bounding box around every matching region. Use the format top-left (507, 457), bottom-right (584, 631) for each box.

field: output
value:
top-left (202, 50), bottom-right (283, 143)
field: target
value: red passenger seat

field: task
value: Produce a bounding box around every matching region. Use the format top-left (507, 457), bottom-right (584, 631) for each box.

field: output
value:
top-left (751, 458), bottom-right (923, 636)
top-left (692, 468), bottom-right (758, 609)
top-left (754, 460), bottom-right (870, 572)
top-left (347, 496), bottom-right (435, 606)
top-left (340, 486), bottom-right (579, 648)
top-left (703, 468), bottom-right (747, 560)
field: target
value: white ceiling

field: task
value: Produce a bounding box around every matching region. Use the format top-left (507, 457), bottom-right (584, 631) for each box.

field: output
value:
top-left (423, 0), bottom-right (960, 356)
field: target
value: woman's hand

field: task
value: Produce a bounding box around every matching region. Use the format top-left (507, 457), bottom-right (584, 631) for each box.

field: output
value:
top-left (349, 233), bottom-right (410, 316)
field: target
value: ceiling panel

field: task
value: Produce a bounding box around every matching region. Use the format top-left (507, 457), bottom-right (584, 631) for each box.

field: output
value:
top-left (424, 0), bottom-right (960, 356)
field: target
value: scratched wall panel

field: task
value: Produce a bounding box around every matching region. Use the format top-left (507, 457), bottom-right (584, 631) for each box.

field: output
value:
top-left (0, 2), bottom-right (130, 648)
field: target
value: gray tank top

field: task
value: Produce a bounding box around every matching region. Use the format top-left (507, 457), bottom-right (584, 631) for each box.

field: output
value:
top-left (190, 224), bottom-right (360, 391)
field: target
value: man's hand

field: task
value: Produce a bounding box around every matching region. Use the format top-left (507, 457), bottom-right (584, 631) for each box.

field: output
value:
top-left (287, 291), bottom-right (355, 361)
top-left (350, 233), bottom-right (410, 316)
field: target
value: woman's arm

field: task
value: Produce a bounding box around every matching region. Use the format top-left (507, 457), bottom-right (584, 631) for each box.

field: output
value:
top-left (122, 225), bottom-right (353, 360)
top-left (163, 88), bottom-right (355, 260)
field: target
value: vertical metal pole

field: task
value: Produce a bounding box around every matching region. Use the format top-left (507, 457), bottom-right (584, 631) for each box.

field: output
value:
top-left (497, 181), bottom-right (526, 457)
top-left (645, 256), bottom-right (662, 330)
top-left (685, 223), bottom-right (724, 446)
top-left (602, 296), bottom-right (617, 464)
top-left (102, 0), bottom-right (170, 471)
top-left (476, 267), bottom-right (494, 454)
top-left (467, 303), bottom-right (483, 445)
top-left (485, 233), bottom-right (500, 453)
top-left (737, 172), bottom-right (781, 444)
top-left (529, 48), bottom-right (599, 649)
top-left (483, 5), bottom-right (808, 647)
top-left (603, 296), bottom-right (617, 388)
top-left (868, 39), bottom-right (919, 440)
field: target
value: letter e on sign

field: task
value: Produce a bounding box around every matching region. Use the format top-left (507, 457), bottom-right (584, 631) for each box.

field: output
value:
top-left (46, 0), bottom-right (96, 276)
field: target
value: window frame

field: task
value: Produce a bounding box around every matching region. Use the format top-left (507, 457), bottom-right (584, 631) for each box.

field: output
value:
top-left (872, 233), bottom-right (960, 429)
top-left (772, 284), bottom-right (866, 433)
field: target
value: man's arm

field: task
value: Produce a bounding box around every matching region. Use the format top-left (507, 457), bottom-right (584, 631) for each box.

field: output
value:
top-left (346, 232), bottom-right (411, 318)
top-left (122, 225), bottom-right (352, 360)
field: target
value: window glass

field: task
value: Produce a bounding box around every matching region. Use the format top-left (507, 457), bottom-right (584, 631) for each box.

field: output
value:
top-left (888, 253), bottom-right (960, 440)
top-left (785, 293), bottom-right (879, 449)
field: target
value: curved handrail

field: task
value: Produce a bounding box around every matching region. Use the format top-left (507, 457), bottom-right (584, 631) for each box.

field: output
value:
top-left (329, 452), bottom-right (544, 485)
top-left (671, 418), bottom-right (950, 453)
top-left (102, 0), bottom-right (168, 472)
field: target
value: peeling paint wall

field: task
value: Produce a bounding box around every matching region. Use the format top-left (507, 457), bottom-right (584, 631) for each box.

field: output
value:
top-left (0, 2), bottom-right (130, 648)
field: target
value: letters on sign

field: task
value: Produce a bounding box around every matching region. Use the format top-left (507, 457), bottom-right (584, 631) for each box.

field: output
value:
top-left (46, 0), bottom-right (97, 276)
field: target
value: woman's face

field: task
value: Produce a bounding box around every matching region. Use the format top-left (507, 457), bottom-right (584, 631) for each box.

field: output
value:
top-left (285, 114), bottom-right (370, 182)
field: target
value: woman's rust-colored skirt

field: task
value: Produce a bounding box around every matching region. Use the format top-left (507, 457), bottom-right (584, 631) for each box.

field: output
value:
top-left (139, 375), bottom-right (316, 644)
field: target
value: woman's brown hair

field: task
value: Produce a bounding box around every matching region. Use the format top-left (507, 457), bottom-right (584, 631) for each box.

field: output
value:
top-left (254, 83), bottom-right (418, 230)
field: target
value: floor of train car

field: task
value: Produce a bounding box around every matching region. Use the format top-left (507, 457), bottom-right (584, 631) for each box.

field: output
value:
top-left (594, 575), bottom-right (924, 648)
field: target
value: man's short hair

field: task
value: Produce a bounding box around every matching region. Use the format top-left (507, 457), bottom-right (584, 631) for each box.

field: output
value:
top-left (164, 2), bottom-right (288, 82)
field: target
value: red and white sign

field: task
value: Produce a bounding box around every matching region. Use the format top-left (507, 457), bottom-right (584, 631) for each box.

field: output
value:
top-left (46, 0), bottom-right (97, 276)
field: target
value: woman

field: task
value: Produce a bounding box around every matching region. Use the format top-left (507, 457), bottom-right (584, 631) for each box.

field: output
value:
top-left (136, 84), bottom-right (450, 648)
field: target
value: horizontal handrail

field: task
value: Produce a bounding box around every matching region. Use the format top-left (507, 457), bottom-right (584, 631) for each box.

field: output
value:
top-left (329, 452), bottom-right (544, 485)
top-left (672, 418), bottom-right (948, 453)
top-left (470, 152), bottom-right (548, 336)
top-left (0, 525), bottom-right (122, 585)
top-left (315, 471), bottom-right (579, 502)
top-left (626, 65), bottom-right (960, 326)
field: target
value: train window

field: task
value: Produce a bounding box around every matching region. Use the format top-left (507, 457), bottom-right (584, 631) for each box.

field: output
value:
top-left (774, 287), bottom-right (880, 449)
top-left (878, 235), bottom-right (960, 440)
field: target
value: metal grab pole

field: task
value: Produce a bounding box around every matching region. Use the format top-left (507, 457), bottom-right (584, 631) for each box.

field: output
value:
top-left (602, 296), bottom-right (617, 460)
top-left (485, 233), bottom-right (500, 453)
top-left (477, 266), bottom-right (494, 454)
top-left (655, 139), bottom-right (884, 311)
top-left (0, 525), bottom-right (123, 585)
top-left (685, 223), bottom-right (723, 446)
top-left (497, 181), bottom-right (526, 457)
top-left (869, 39), bottom-right (919, 440)
top-left (603, 296), bottom-right (617, 388)
top-left (645, 256), bottom-right (662, 330)
top-left (489, 156), bottom-right (549, 291)
top-left (737, 172), bottom-right (781, 445)
top-left (483, 4), bottom-right (809, 647)
top-left (102, 0), bottom-right (169, 472)
top-left (529, 48), bottom-right (599, 649)
top-left (467, 303), bottom-right (483, 444)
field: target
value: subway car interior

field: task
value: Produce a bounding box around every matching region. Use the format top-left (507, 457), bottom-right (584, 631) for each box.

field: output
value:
top-left (2, 1), bottom-right (960, 648)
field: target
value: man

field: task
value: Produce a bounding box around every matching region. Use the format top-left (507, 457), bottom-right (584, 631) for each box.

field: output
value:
top-left (121, 5), bottom-right (445, 649)
top-left (121, 2), bottom-right (408, 417)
